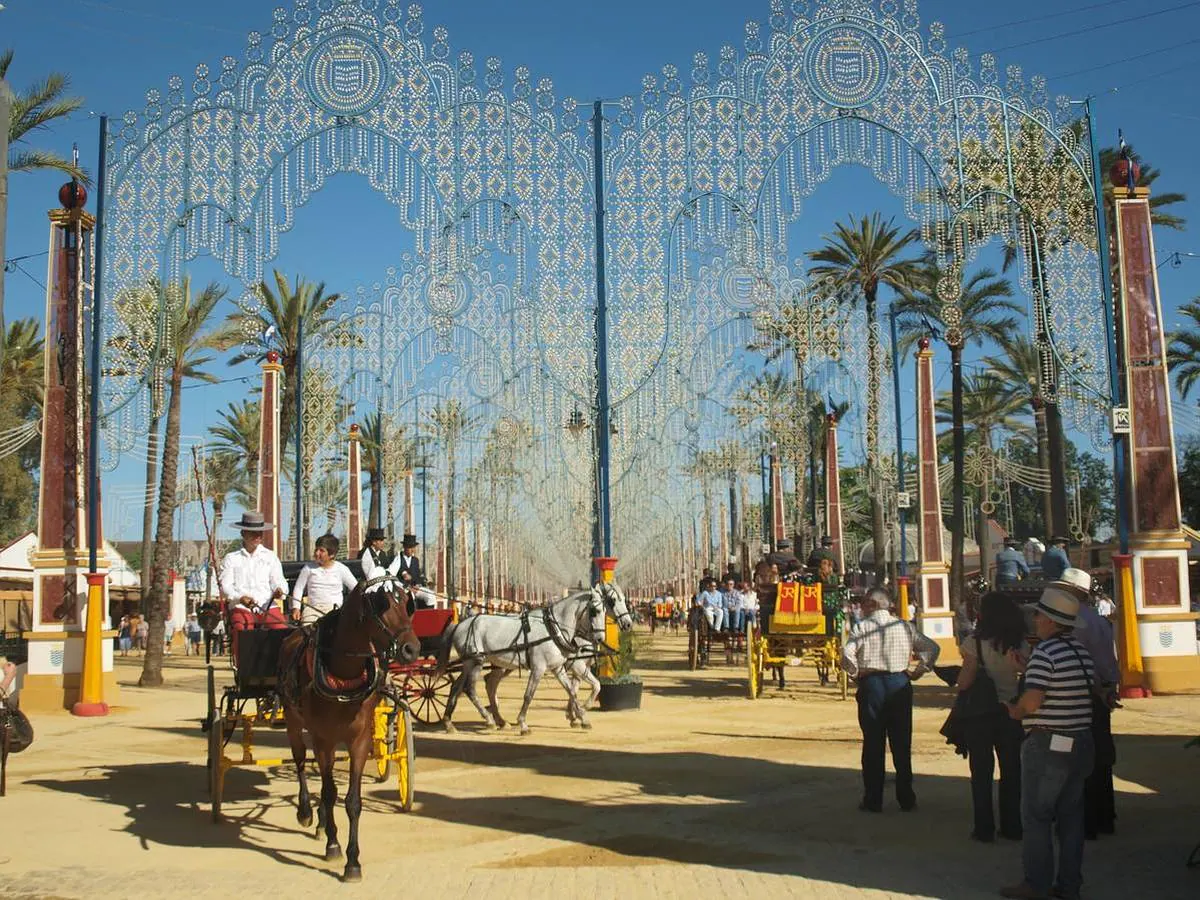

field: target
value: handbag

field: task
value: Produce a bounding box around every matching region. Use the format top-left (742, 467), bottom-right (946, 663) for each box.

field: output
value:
top-left (1, 695), bottom-right (34, 755)
top-left (939, 637), bottom-right (1002, 757)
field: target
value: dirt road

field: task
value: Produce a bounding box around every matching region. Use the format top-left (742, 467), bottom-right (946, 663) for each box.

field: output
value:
top-left (1, 630), bottom-right (1196, 899)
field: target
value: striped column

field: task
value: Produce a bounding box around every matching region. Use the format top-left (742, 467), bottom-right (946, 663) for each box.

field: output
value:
top-left (258, 351), bottom-right (283, 554)
top-left (825, 414), bottom-right (846, 576)
top-left (346, 424), bottom-right (363, 556)
top-left (914, 337), bottom-right (953, 644)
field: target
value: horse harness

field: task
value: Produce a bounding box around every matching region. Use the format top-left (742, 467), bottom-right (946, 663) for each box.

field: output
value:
top-left (463, 594), bottom-right (605, 669)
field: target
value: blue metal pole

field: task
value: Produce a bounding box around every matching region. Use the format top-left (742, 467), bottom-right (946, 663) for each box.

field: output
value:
top-left (294, 311), bottom-right (304, 558)
top-left (1084, 98), bottom-right (1130, 555)
top-left (889, 304), bottom-right (908, 576)
top-left (88, 116), bottom-right (108, 574)
top-left (591, 100), bottom-right (613, 561)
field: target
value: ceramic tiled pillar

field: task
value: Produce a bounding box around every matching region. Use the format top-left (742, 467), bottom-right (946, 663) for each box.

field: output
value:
top-left (346, 424), bottom-right (363, 556)
top-left (914, 337), bottom-right (953, 646)
top-left (824, 414), bottom-right (846, 576)
top-left (257, 351), bottom-right (283, 554)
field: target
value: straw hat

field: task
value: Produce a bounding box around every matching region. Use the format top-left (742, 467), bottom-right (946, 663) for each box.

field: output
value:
top-left (232, 511), bottom-right (273, 532)
top-left (1035, 567), bottom-right (1091, 629)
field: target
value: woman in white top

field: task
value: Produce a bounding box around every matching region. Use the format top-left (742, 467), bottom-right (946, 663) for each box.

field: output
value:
top-left (291, 534), bottom-right (359, 625)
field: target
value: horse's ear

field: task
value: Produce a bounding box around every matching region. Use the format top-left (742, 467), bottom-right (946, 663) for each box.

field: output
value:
top-left (405, 593), bottom-right (416, 617)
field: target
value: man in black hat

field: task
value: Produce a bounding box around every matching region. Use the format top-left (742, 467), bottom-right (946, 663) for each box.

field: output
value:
top-left (388, 533), bottom-right (424, 587)
top-left (766, 539), bottom-right (801, 576)
top-left (1041, 536), bottom-right (1070, 582)
top-left (359, 527), bottom-right (394, 573)
top-left (807, 535), bottom-right (838, 575)
top-left (995, 537), bottom-right (1030, 587)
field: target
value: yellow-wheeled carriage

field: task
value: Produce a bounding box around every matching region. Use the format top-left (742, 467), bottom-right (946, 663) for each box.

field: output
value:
top-left (746, 580), bottom-right (848, 700)
top-left (204, 628), bottom-right (414, 822)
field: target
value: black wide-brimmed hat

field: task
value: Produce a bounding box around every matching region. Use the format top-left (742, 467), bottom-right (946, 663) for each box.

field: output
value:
top-left (402, 533), bottom-right (419, 548)
top-left (1050, 535), bottom-right (1070, 546)
top-left (232, 511), bottom-right (273, 532)
top-left (366, 527), bottom-right (387, 542)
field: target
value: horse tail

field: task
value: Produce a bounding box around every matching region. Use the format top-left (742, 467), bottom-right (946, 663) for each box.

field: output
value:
top-left (435, 621), bottom-right (458, 675)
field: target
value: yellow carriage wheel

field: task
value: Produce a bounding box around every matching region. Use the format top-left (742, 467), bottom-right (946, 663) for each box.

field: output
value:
top-left (746, 619), bottom-right (758, 699)
top-left (395, 707), bottom-right (415, 812)
top-left (373, 704), bottom-right (392, 782)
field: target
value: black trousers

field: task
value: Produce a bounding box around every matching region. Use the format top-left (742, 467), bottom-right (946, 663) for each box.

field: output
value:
top-left (856, 672), bottom-right (914, 810)
top-left (967, 713), bottom-right (1024, 839)
top-left (1085, 701), bottom-right (1116, 837)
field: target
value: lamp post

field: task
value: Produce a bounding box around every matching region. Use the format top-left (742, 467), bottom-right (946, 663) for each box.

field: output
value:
top-left (590, 99), bottom-right (615, 581)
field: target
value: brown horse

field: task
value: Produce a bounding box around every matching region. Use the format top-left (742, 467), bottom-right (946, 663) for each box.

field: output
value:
top-left (277, 573), bottom-right (420, 882)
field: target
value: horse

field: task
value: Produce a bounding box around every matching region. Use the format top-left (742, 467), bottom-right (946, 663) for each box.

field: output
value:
top-left (276, 571), bottom-right (420, 882)
top-left (436, 581), bottom-right (634, 735)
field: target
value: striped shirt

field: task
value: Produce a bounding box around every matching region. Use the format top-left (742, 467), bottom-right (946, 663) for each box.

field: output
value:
top-left (1023, 634), bottom-right (1095, 732)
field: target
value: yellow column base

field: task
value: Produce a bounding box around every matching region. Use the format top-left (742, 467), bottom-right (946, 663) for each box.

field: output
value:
top-left (1142, 655), bottom-right (1200, 694)
top-left (18, 670), bottom-right (122, 713)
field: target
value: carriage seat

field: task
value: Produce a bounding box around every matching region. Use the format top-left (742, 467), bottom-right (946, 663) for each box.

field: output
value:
top-left (767, 581), bottom-right (825, 635)
top-left (234, 626), bottom-right (296, 695)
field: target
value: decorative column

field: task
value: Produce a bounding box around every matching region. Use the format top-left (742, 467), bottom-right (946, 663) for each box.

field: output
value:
top-left (1112, 177), bottom-right (1199, 692)
top-left (914, 337), bottom-right (953, 646)
top-left (404, 470), bottom-right (415, 535)
top-left (435, 490), bottom-right (446, 595)
top-left (595, 556), bottom-right (619, 679)
top-left (717, 500), bottom-right (729, 573)
top-left (824, 414), bottom-right (846, 576)
top-left (257, 350), bottom-right (283, 554)
top-left (770, 454), bottom-right (786, 546)
top-left (24, 182), bottom-right (117, 712)
top-left (346, 424), bottom-right (363, 556)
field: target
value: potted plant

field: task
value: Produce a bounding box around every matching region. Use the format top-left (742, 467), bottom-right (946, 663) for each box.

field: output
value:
top-left (598, 628), bottom-right (643, 711)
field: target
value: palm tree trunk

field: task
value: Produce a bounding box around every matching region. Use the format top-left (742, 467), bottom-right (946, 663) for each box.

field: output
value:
top-left (140, 394), bottom-right (163, 609)
top-left (140, 371), bottom-right (184, 687)
top-left (865, 289), bottom-right (887, 583)
top-left (951, 343), bottom-right (966, 612)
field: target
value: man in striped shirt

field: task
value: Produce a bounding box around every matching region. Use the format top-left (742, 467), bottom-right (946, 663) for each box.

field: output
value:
top-left (1000, 578), bottom-right (1096, 900)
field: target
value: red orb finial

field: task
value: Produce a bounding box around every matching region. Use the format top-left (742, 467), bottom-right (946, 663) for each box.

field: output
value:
top-left (59, 181), bottom-right (88, 210)
top-left (349, 423), bottom-right (359, 433)
top-left (265, 350), bottom-right (280, 364)
top-left (917, 335), bottom-right (931, 351)
top-left (826, 412), bottom-right (838, 426)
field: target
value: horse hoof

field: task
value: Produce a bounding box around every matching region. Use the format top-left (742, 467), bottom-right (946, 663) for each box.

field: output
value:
top-left (519, 726), bottom-right (531, 736)
top-left (297, 810), bottom-right (313, 828)
top-left (342, 866), bottom-right (362, 883)
top-left (580, 721), bottom-right (592, 731)
top-left (325, 846), bottom-right (343, 862)
top-left (485, 721), bottom-right (498, 731)
top-left (494, 720), bottom-right (507, 730)
top-left (569, 719), bottom-right (581, 728)
top-left (443, 721), bottom-right (456, 734)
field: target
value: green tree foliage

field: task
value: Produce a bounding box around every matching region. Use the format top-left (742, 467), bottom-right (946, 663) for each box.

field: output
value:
top-left (1176, 439), bottom-right (1200, 529)
top-left (0, 318), bottom-right (44, 543)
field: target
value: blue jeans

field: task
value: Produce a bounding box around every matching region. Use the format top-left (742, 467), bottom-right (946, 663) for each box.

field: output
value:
top-left (727, 609), bottom-right (744, 632)
top-left (856, 672), bottom-right (914, 810)
top-left (1021, 728), bottom-right (1095, 896)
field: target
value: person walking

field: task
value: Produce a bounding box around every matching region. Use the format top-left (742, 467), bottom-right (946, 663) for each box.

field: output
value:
top-left (1041, 537), bottom-right (1071, 582)
top-left (117, 616), bottom-right (132, 657)
top-left (291, 533), bottom-right (359, 625)
top-left (1000, 577), bottom-right (1096, 900)
top-left (842, 586), bottom-right (940, 813)
top-left (184, 613), bottom-right (202, 656)
top-left (956, 592), bottom-right (1029, 842)
top-left (995, 538), bottom-right (1030, 587)
top-left (135, 616), bottom-right (149, 654)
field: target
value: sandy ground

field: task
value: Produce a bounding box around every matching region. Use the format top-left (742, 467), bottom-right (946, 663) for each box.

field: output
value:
top-left (1, 629), bottom-right (1197, 899)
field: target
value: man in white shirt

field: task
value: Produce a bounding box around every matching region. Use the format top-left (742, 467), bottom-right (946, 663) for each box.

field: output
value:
top-left (219, 512), bottom-right (288, 633)
top-left (291, 534), bottom-right (359, 625)
top-left (843, 586), bottom-right (940, 813)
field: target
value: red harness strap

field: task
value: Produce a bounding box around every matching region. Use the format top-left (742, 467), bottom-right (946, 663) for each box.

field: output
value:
top-left (303, 646), bottom-right (370, 692)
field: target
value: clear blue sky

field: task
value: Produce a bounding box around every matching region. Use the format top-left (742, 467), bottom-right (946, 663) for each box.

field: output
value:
top-left (4, 0), bottom-right (1200, 542)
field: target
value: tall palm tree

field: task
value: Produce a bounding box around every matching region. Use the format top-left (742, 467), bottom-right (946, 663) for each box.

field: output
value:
top-left (1167, 298), bottom-right (1200, 401)
top-left (808, 214), bottom-right (923, 581)
top-left (0, 317), bottom-right (43, 416)
top-left (141, 278), bottom-right (238, 687)
top-left (426, 400), bottom-right (478, 600)
top-left (896, 262), bottom-right (1020, 608)
top-left (1, 52), bottom-right (87, 368)
top-left (209, 399), bottom-right (261, 486)
top-left (0, 318), bottom-right (44, 542)
top-left (225, 270), bottom-right (348, 449)
top-left (937, 374), bottom-right (1029, 583)
top-left (360, 411), bottom-right (404, 534)
top-left (985, 337), bottom-right (1054, 536)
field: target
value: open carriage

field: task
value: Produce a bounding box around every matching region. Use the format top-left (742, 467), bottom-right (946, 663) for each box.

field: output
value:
top-left (747, 577), bottom-right (848, 700)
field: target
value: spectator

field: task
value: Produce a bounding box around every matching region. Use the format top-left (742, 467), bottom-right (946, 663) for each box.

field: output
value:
top-left (956, 592), bottom-right (1029, 843)
top-left (721, 577), bottom-right (742, 632)
top-left (697, 578), bottom-right (724, 632)
top-left (185, 614), bottom-right (203, 656)
top-left (737, 581), bottom-right (758, 630)
top-left (1041, 537), bottom-right (1071, 582)
top-left (117, 616), bottom-right (132, 657)
top-left (164, 616), bottom-right (176, 656)
top-left (136, 617), bottom-right (149, 654)
top-left (995, 538), bottom-right (1030, 587)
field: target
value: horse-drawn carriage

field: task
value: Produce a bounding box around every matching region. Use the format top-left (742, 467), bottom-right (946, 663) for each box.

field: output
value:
top-left (747, 576), bottom-right (848, 700)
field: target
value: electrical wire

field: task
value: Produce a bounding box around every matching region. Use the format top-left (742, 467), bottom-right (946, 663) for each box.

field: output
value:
top-left (991, 0), bottom-right (1200, 53)
top-left (946, 0), bottom-right (1131, 39)
top-left (1049, 36), bottom-right (1200, 80)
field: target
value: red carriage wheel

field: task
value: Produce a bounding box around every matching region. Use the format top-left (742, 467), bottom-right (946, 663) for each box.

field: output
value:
top-left (401, 667), bottom-right (455, 726)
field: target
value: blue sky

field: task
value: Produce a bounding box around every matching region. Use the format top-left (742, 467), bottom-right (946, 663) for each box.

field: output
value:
top-left (4, 0), bottom-right (1200, 543)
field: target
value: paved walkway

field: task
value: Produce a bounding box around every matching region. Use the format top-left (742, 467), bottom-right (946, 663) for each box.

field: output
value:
top-left (1, 633), bottom-right (1197, 898)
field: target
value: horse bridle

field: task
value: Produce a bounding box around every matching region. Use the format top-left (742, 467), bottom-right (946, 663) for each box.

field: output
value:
top-left (359, 573), bottom-right (416, 661)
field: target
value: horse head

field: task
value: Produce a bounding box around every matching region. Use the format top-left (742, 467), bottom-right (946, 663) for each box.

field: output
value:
top-left (358, 569), bottom-right (421, 664)
top-left (593, 581), bottom-right (634, 631)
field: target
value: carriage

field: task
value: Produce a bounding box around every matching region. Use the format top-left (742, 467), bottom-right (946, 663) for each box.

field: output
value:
top-left (203, 623), bottom-right (416, 822)
top-left (746, 577), bottom-right (848, 700)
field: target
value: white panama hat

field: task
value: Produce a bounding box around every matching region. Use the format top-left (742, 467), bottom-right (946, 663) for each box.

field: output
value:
top-left (1035, 567), bottom-right (1091, 629)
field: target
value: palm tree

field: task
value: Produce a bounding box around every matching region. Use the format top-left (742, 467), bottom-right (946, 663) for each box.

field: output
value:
top-left (808, 214), bottom-right (923, 581)
top-left (141, 278), bottom-right (238, 687)
top-left (1, 51), bottom-right (87, 370)
top-left (225, 271), bottom-right (348, 450)
top-left (360, 411), bottom-right (403, 533)
top-left (938, 374), bottom-right (1029, 584)
top-left (1167, 298), bottom-right (1200, 401)
top-left (0, 317), bottom-right (43, 417)
top-left (426, 400), bottom-right (478, 600)
top-left (1099, 142), bottom-right (1186, 234)
top-left (985, 337), bottom-right (1054, 536)
top-left (210, 399), bottom-right (261, 487)
top-left (896, 262), bottom-right (1020, 609)
top-left (0, 318), bottom-right (44, 542)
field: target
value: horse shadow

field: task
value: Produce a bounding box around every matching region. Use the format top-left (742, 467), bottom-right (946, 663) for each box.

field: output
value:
top-left (28, 762), bottom-right (337, 875)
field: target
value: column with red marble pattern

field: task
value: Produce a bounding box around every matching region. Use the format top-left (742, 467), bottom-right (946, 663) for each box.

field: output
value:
top-left (824, 414), bottom-right (846, 576)
top-left (346, 424), bottom-right (363, 557)
top-left (257, 351), bottom-right (283, 554)
top-left (1112, 182), bottom-right (1199, 691)
top-left (914, 337), bottom-right (953, 644)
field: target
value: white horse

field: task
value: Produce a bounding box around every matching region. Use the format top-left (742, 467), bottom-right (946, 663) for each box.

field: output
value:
top-left (435, 582), bottom-right (633, 735)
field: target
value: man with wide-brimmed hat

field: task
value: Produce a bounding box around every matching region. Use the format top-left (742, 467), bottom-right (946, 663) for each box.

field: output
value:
top-left (387, 533), bottom-right (424, 586)
top-left (1000, 572), bottom-right (1097, 900)
top-left (1041, 536), bottom-right (1071, 582)
top-left (995, 537), bottom-right (1030, 587)
top-left (219, 512), bottom-right (288, 628)
top-left (358, 527), bottom-right (393, 573)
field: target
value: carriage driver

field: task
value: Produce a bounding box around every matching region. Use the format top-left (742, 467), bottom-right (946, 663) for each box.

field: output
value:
top-left (219, 512), bottom-right (289, 638)
top-left (291, 533), bottom-right (359, 625)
